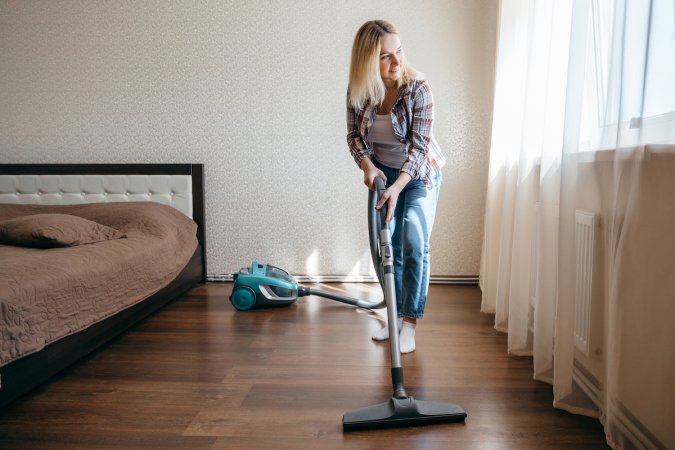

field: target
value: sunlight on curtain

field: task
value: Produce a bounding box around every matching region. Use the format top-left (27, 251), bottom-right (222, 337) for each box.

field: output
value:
top-left (481, 0), bottom-right (675, 448)
top-left (480, 0), bottom-right (572, 352)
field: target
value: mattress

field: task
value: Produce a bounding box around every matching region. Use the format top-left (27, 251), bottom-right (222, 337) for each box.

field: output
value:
top-left (0, 202), bottom-right (197, 366)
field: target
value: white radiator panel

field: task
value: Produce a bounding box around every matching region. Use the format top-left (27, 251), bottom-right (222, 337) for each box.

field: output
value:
top-left (528, 203), bottom-right (540, 333)
top-left (574, 210), bottom-right (596, 356)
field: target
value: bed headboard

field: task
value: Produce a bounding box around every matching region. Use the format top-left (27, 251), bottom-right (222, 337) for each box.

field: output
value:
top-left (0, 164), bottom-right (206, 279)
top-left (1, 172), bottom-right (194, 217)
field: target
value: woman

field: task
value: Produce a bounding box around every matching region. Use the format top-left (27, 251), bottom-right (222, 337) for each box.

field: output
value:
top-left (346, 20), bottom-right (445, 353)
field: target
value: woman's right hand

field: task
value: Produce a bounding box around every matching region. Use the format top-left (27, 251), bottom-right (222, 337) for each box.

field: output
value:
top-left (360, 158), bottom-right (387, 190)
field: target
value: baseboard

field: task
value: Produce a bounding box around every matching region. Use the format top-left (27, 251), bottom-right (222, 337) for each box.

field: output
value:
top-left (573, 361), bottom-right (602, 407)
top-left (208, 273), bottom-right (479, 285)
top-left (573, 361), bottom-right (667, 449)
top-left (609, 401), bottom-right (668, 450)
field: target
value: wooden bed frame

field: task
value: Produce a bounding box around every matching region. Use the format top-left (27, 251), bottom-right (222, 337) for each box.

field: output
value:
top-left (0, 164), bottom-right (206, 410)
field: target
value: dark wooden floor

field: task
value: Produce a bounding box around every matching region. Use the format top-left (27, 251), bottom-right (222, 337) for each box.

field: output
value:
top-left (0, 283), bottom-right (609, 449)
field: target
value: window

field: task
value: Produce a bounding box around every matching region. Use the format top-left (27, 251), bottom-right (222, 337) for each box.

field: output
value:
top-left (581, 0), bottom-right (675, 150)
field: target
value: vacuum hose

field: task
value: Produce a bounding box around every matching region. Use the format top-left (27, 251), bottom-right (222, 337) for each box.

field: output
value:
top-left (299, 177), bottom-right (388, 310)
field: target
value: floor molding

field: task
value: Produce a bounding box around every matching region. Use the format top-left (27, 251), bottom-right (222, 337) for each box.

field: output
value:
top-left (573, 362), bottom-right (666, 449)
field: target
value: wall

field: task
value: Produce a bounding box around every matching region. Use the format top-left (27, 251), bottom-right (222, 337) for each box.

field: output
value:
top-left (0, 0), bottom-right (497, 278)
top-left (573, 149), bottom-right (675, 448)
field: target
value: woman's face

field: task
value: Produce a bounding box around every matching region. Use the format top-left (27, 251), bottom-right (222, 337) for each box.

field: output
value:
top-left (379, 33), bottom-right (404, 87)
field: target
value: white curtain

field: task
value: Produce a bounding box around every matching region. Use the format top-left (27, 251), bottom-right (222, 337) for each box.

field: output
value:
top-left (480, 1), bottom-right (675, 449)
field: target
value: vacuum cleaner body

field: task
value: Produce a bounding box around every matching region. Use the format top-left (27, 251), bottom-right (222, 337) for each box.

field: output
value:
top-left (230, 261), bottom-right (299, 311)
top-left (230, 261), bottom-right (386, 311)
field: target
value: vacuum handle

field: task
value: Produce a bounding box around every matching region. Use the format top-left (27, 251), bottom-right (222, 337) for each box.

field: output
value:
top-left (373, 175), bottom-right (386, 190)
top-left (368, 176), bottom-right (388, 288)
top-left (372, 176), bottom-right (388, 226)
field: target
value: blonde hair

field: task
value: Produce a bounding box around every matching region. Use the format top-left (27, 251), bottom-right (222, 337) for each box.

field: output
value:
top-left (348, 20), bottom-right (421, 110)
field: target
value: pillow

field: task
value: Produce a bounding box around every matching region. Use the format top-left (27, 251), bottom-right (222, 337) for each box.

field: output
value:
top-left (0, 213), bottom-right (126, 248)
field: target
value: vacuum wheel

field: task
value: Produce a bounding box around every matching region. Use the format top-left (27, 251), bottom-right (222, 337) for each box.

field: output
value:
top-left (230, 286), bottom-right (257, 311)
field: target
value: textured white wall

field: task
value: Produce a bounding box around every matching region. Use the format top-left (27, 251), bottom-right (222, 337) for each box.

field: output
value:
top-left (0, 0), bottom-right (497, 278)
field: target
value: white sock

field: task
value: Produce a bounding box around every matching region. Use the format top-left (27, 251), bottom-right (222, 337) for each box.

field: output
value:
top-left (399, 321), bottom-right (416, 353)
top-left (371, 317), bottom-right (403, 341)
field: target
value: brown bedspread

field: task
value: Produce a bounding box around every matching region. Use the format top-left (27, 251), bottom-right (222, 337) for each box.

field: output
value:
top-left (0, 202), bottom-right (197, 366)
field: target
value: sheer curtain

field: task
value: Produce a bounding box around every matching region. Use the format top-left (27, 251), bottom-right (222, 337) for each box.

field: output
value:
top-left (480, 1), bottom-right (675, 448)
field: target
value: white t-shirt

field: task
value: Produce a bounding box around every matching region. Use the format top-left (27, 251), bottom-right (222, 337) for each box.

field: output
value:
top-left (369, 114), bottom-right (407, 169)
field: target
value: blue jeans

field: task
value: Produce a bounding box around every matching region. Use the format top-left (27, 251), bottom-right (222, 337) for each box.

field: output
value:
top-left (374, 158), bottom-right (442, 319)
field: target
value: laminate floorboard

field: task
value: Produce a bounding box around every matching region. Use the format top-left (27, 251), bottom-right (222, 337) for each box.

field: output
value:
top-left (0, 283), bottom-right (609, 449)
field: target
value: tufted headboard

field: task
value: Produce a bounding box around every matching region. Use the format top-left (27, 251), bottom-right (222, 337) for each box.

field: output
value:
top-left (0, 163), bottom-right (206, 277)
top-left (0, 173), bottom-right (194, 218)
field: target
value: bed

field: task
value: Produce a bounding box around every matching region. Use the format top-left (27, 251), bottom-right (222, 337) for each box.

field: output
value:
top-left (0, 164), bottom-right (206, 410)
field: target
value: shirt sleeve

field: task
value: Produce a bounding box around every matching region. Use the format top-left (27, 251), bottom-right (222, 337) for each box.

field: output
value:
top-left (400, 80), bottom-right (434, 179)
top-left (346, 90), bottom-right (371, 166)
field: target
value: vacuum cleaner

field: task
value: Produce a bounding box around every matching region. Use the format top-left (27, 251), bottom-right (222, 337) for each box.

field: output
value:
top-left (230, 177), bottom-right (467, 430)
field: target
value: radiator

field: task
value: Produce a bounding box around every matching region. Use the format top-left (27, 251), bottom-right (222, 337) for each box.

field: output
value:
top-left (574, 210), bottom-right (596, 356)
top-left (528, 203), bottom-right (540, 334)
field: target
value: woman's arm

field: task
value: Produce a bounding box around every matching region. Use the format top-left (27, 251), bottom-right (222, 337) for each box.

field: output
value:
top-left (346, 92), bottom-right (370, 167)
top-left (346, 91), bottom-right (387, 190)
top-left (400, 80), bottom-right (434, 181)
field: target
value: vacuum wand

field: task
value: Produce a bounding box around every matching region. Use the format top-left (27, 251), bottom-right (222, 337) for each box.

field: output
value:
top-left (342, 177), bottom-right (467, 430)
top-left (372, 177), bottom-right (406, 398)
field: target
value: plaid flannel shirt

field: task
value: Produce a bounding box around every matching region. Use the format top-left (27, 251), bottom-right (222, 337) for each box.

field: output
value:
top-left (346, 79), bottom-right (445, 188)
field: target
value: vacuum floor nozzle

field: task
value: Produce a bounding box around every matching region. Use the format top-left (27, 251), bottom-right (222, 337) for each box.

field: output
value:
top-left (342, 396), bottom-right (466, 431)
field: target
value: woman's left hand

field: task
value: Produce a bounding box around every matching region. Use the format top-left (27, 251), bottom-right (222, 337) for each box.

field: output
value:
top-left (376, 173), bottom-right (412, 223)
top-left (376, 184), bottom-right (402, 224)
